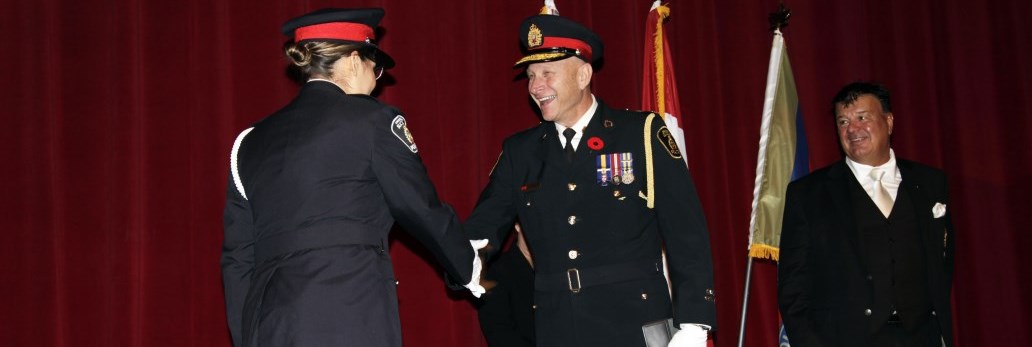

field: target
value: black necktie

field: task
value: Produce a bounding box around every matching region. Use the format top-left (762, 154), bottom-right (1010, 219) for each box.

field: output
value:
top-left (562, 128), bottom-right (576, 163)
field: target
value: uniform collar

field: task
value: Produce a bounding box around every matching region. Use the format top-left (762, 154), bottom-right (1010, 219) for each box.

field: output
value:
top-left (555, 94), bottom-right (598, 135)
top-left (306, 78), bottom-right (344, 93)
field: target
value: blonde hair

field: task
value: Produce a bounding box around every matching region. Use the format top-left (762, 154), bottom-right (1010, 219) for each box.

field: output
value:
top-left (284, 41), bottom-right (365, 78)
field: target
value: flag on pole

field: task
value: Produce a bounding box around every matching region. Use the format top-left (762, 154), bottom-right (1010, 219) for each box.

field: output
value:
top-left (642, 0), bottom-right (688, 167)
top-left (746, 28), bottom-right (809, 261)
top-left (540, 0), bottom-right (559, 15)
top-left (642, 5), bottom-right (714, 345)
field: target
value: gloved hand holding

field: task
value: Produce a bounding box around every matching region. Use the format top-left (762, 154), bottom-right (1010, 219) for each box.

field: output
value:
top-left (668, 324), bottom-right (708, 347)
top-left (464, 239), bottom-right (489, 297)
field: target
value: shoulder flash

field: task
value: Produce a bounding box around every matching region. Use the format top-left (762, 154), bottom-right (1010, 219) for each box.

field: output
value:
top-left (391, 115), bottom-right (419, 153)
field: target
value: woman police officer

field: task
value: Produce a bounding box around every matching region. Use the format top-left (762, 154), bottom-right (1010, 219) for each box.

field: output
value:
top-left (221, 8), bottom-right (482, 347)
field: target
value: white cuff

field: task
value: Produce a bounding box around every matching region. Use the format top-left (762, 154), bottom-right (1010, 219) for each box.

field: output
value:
top-left (463, 239), bottom-right (489, 298)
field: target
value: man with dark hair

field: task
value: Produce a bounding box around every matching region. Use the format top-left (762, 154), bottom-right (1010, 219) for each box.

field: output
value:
top-left (778, 82), bottom-right (955, 346)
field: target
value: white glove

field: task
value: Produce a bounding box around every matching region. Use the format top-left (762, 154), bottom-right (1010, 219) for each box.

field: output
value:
top-left (668, 324), bottom-right (708, 347)
top-left (464, 239), bottom-right (489, 298)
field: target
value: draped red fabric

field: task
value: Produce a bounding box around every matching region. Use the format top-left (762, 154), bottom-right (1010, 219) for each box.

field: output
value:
top-left (2, 0), bottom-right (1029, 346)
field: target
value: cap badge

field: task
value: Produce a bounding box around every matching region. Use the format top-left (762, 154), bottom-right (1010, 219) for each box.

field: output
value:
top-left (528, 24), bottom-right (543, 48)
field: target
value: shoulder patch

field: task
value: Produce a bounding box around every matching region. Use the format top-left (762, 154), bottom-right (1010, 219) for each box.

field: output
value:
top-left (391, 115), bottom-right (418, 153)
top-left (656, 126), bottom-right (682, 159)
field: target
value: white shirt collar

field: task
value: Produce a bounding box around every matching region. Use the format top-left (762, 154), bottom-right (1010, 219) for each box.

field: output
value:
top-left (845, 149), bottom-right (902, 199)
top-left (554, 95), bottom-right (598, 150)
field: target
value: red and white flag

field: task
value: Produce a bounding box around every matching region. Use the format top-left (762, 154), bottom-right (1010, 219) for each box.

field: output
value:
top-left (642, 0), bottom-right (688, 167)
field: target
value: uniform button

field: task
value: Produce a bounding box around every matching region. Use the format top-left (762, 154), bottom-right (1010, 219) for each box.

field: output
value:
top-left (568, 183), bottom-right (577, 191)
top-left (613, 190), bottom-right (622, 197)
top-left (641, 293), bottom-right (648, 300)
top-left (568, 250), bottom-right (579, 259)
top-left (532, 304), bottom-right (537, 310)
top-left (568, 216), bottom-right (577, 225)
top-left (931, 310), bottom-right (937, 316)
top-left (526, 201), bottom-right (532, 207)
top-left (864, 309), bottom-right (872, 316)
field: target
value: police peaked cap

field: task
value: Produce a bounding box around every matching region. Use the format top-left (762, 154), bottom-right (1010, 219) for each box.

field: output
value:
top-left (515, 14), bottom-right (603, 67)
top-left (281, 8), bottom-right (395, 69)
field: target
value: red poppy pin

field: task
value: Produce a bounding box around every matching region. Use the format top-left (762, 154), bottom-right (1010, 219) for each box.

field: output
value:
top-left (587, 137), bottom-right (604, 151)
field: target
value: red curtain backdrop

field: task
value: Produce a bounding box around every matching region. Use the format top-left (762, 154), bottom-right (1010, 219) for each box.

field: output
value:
top-left (2, 0), bottom-right (1029, 346)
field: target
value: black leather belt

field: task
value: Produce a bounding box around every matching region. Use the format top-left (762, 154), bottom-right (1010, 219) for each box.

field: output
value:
top-left (255, 224), bottom-right (385, 264)
top-left (535, 259), bottom-right (664, 293)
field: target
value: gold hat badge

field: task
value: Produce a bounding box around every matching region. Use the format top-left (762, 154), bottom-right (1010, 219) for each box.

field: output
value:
top-left (528, 23), bottom-right (543, 48)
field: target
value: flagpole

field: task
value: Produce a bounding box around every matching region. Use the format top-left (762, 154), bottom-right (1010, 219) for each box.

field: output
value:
top-left (736, 255), bottom-right (754, 347)
top-left (737, 4), bottom-right (791, 347)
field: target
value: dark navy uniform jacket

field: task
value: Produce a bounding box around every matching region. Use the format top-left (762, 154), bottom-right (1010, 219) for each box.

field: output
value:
top-left (465, 99), bottom-right (717, 346)
top-left (221, 81), bottom-right (472, 347)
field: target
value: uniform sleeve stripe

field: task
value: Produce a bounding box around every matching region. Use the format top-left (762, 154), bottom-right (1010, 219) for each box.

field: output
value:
top-left (230, 127), bottom-right (255, 200)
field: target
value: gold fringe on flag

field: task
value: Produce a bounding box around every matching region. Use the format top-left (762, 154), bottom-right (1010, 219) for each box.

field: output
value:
top-left (748, 244), bottom-right (780, 261)
top-left (540, 0), bottom-right (559, 15)
top-left (653, 4), bottom-right (670, 118)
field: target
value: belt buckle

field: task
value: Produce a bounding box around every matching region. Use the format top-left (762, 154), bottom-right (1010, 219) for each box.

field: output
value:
top-left (567, 268), bottom-right (581, 293)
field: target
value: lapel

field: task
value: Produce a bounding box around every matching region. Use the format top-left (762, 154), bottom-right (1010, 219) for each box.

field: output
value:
top-left (898, 160), bottom-right (931, 236)
top-left (530, 125), bottom-right (556, 184)
top-left (897, 160), bottom-right (940, 270)
top-left (826, 160), bottom-right (869, 270)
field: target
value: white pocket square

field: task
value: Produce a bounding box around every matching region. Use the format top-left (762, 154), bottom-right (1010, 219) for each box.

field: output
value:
top-left (932, 202), bottom-right (947, 218)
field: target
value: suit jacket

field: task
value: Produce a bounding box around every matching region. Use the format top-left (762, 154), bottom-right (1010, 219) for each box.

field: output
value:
top-left (778, 159), bottom-right (955, 347)
top-left (466, 99), bottom-right (716, 346)
top-left (221, 81), bottom-right (473, 347)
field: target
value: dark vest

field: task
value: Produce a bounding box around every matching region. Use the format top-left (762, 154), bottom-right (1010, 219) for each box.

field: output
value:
top-left (851, 180), bottom-right (933, 331)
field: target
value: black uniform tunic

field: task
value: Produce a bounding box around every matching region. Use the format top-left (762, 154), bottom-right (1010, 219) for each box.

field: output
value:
top-left (222, 81), bottom-right (472, 347)
top-left (465, 100), bottom-right (717, 346)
